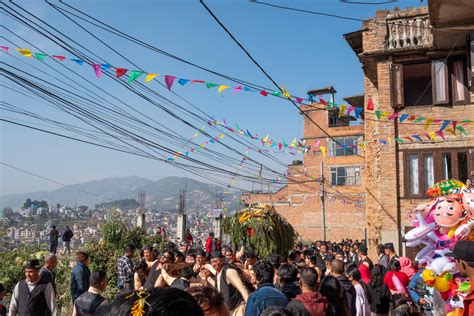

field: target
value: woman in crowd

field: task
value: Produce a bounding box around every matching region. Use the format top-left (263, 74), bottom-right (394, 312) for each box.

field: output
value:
top-left (367, 264), bottom-right (392, 316)
top-left (187, 286), bottom-right (231, 316)
top-left (384, 260), bottom-right (410, 295)
top-left (346, 265), bottom-right (371, 316)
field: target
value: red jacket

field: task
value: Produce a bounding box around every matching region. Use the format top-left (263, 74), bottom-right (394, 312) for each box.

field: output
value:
top-left (205, 237), bottom-right (213, 253)
top-left (287, 292), bottom-right (328, 316)
top-left (463, 281), bottom-right (474, 316)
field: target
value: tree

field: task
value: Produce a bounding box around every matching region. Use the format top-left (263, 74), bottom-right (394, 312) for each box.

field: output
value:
top-left (78, 205), bottom-right (88, 212)
top-left (23, 198), bottom-right (32, 209)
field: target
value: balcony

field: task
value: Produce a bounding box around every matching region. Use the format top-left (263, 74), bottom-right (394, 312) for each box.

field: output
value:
top-left (387, 14), bottom-right (432, 50)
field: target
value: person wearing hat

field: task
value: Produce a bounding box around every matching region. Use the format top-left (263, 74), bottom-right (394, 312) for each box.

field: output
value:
top-left (446, 240), bottom-right (474, 316)
top-left (357, 244), bottom-right (373, 284)
top-left (384, 243), bottom-right (399, 267)
top-left (207, 251), bottom-right (249, 316)
top-left (9, 259), bottom-right (58, 316)
top-left (70, 251), bottom-right (91, 303)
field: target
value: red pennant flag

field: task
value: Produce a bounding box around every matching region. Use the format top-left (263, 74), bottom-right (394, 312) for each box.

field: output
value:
top-left (403, 136), bottom-right (413, 142)
top-left (260, 90), bottom-right (268, 96)
top-left (278, 143), bottom-right (282, 150)
top-left (52, 55), bottom-right (66, 61)
top-left (408, 116), bottom-right (416, 121)
top-left (366, 97), bottom-right (374, 110)
top-left (319, 98), bottom-right (328, 106)
top-left (295, 97), bottom-right (303, 103)
top-left (191, 80), bottom-right (205, 84)
top-left (116, 68), bottom-right (128, 78)
top-left (452, 121), bottom-right (458, 134)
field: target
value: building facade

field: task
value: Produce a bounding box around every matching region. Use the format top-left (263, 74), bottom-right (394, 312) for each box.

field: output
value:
top-left (243, 0), bottom-right (474, 258)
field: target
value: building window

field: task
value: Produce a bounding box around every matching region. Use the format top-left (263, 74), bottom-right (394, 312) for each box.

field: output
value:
top-left (328, 109), bottom-right (356, 127)
top-left (330, 166), bottom-right (361, 186)
top-left (329, 136), bottom-right (361, 156)
top-left (404, 148), bottom-right (473, 198)
top-left (391, 57), bottom-right (469, 108)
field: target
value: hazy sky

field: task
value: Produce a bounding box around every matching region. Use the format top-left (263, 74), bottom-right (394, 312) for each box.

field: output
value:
top-left (1, 0), bottom-right (424, 196)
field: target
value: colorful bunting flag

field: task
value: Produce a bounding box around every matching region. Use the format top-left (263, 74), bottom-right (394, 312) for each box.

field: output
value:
top-left (17, 48), bottom-right (32, 57)
top-left (191, 80), bottom-right (205, 84)
top-left (145, 73), bottom-right (158, 83)
top-left (100, 64), bottom-right (111, 71)
top-left (52, 55), bottom-right (66, 61)
top-left (218, 85), bottom-right (230, 93)
top-left (34, 53), bottom-right (47, 60)
top-left (178, 79), bottom-right (190, 86)
top-left (128, 70), bottom-right (144, 83)
top-left (70, 59), bottom-right (84, 65)
top-left (0, 46), bottom-right (9, 52)
top-left (233, 85), bottom-right (243, 93)
top-left (399, 114), bottom-right (409, 123)
top-left (92, 63), bottom-right (101, 78)
top-left (205, 83), bottom-right (219, 89)
top-left (165, 75), bottom-right (176, 90)
top-left (424, 118), bottom-right (433, 130)
top-left (260, 90), bottom-right (268, 96)
top-left (116, 68), bottom-right (128, 78)
top-left (366, 97), bottom-right (374, 110)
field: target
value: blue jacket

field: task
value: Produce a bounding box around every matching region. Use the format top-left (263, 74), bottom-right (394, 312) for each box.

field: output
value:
top-left (70, 262), bottom-right (90, 302)
top-left (245, 283), bottom-right (288, 316)
top-left (408, 270), bottom-right (423, 304)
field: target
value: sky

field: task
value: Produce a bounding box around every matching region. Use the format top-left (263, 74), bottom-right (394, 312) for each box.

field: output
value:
top-left (0, 0), bottom-right (425, 196)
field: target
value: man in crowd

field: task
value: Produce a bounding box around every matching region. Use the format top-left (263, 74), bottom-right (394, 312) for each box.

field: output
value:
top-left (376, 244), bottom-right (389, 269)
top-left (9, 259), bottom-right (57, 316)
top-left (142, 245), bottom-right (157, 269)
top-left (117, 244), bottom-right (135, 292)
top-left (357, 244), bottom-right (373, 284)
top-left (49, 225), bottom-right (59, 254)
top-left (208, 251), bottom-right (249, 315)
top-left (331, 259), bottom-right (356, 315)
top-left (384, 242), bottom-right (399, 267)
top-left (278, 263), bottom-right (301, 300)
top-left (62, 225), bottom-right (74, 255)
top-left (447, 240), bottom-right (474, 316)
top-left (319, 244), bottom-right (328, 260)
top-left (286, 267), bottom-right (329, 315)
top-left (71, 251), bottom-right (91, 302)
top-left (39, 254), bottom-right (58, 293)
top-left (205, 232), bottom-right (215, 258)
top-left (72, 271), bottom-right (108, 316)
top-left (245, 261), bottom-right (288, 316)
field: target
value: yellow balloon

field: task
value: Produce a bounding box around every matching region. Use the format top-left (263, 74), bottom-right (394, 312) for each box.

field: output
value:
top-left (435, 277), bottom-right (450, 292)
top-left (421, 269), bottom-right (435, 283)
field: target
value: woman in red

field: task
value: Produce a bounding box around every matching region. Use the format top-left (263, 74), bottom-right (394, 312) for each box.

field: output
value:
top-left (383, 260), bottom-right (409, 295)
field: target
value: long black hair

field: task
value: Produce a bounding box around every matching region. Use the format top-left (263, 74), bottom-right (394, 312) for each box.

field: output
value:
top-left (318, 274), bottom-right (350, 316)
top-left (370, 264), bottom-right (385, 288)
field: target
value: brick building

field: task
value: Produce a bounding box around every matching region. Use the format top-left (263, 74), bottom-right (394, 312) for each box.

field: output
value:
top-left (243, 0), bottom-right (474, 257)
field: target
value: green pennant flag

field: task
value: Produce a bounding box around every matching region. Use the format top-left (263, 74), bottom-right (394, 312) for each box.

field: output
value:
top-left (327, 102), bottom-right (335, 108)
top-left (414, 117), bottom-right (425, 123)
top-left (375, 110), bottom-right (383, 120)
top-left (395, 137), bottom-right (405, 143)
top-left (456, 125), bottom-right (468, 135)
top-left (236, 123), bottom-right (240, 131)
top-left (272, 91), bottom-right (281, 96)
top-left (128, 70), bottom-right (144, 83)
top-left (205, 83), bottom-right (219, 89)
top-left (34, 53), bottom-right (47, 60)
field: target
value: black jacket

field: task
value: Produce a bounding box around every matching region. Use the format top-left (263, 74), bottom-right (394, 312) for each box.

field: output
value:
top-left (367, 283), bottom-right (391, 314)
top-left (336, 275), bottom-right (357, 316)
top-left (281, 282), bottom-right (302, 301)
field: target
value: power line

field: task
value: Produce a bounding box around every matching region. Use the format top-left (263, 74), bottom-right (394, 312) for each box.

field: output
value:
top-left (0, 161), bottom-right (114, 201)
top-left (199, 0), bottom-right (364, 158)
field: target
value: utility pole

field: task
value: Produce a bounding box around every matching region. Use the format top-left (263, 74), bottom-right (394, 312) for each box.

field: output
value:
top-left (320, 161), bottom-right (326, 241)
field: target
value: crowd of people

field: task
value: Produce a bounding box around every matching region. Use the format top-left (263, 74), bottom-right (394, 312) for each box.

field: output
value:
top-left (3, 234), bottom-right (474, 316)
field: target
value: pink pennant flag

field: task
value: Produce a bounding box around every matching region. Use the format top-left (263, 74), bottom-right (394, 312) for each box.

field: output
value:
top-left (388, 113), bottom-right (399, 121)
top-left (233, 85), bottom-right (243, 93)
top-left (436, 131), bottom-right (445, 141)
top-left (295, 97), bottom-right (303, 103)
top-left (347, 106), bottom-right (355, 115)
top-left (0, 46), bottom-right (9, 52)
top-left (191, 80), bottom-right (205, 84)
top-left (92, 63), bottom-right (101, 78)
top-left (165, 75), bottom-right (176, 90)
top-left (260, 90), bottom-right (268, 96)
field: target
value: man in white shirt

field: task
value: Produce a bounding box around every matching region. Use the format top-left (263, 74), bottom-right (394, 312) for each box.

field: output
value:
top-left (9, 259), bottom-right (57, 316)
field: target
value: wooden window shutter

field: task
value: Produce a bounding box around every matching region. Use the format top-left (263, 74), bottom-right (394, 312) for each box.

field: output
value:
top-left (391, 63), bottom-right (404, 109)
top-left (432, 60), bottom-right (449, 105)
top-left (451, 59), bottom-right (468, 104)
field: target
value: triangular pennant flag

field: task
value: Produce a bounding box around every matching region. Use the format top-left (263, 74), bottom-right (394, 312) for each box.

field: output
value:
top-left (17, 48), bottom-right (32, 57)
top-left (428, 132), bottom-right (437, 141)
top-left (414, 117), bottom-right (425, 123)
top-left (116, 68), bottom-right (128, 78)
top-left (388, 113), bottom-right (399, 121)
top-left (145, 73), bottom-right (158, 82)
top-left (403, 136), bottom-right (413, 142)
top-left (452, 121), bottom-right (458, 134)
top-left (338, 105), bottom-right (347, 117)
top-left (435, 131), bottom-right (445, 141)
top-left (319, 98), bottom-right (328, 106)
top-left (0, 46), bottom-right (9, 52)
top-left (424, 118), bottom-right (434, 130)
top-left (408, 116), bottom-right (416, 121)
top-left (320, 146), bottom-right (326, 157)
top-left (218, 85), bottom-right (230, 93)
top-left (236, 123), bottom-right (240, 130)
top-left (243, 86), bottom-right (252, 91)
top-left (367, 97), bottom-right (374, 110)
top-left (355, 107), bottom-right (363, 118)
top-left (327, 102), bottom-right (335, 109)
top-left (439, 120), bottom-right (450, 131)
top-left (70, 59), bottom-right (84, 65)
top-left (164, 75), bottom-right (177, 90)
top-left (52, 55), bottom-right (66, 61)
top-left (34, 53), bottom-right (47, 60)
top-left (375, 110), bottom-right (383, 120)
top-left (205, 83), bottom-right (219, 89)
top-left (308, 94), bottom-right (315, 102)
top-left (347, 106), bottom-right (355, 115)
top-left (100, 63), bottom-right (111, 71)
top-left (191, 80), bottom-right (205, 84)
top-left (381, 111), bottom-right (390, 120)
top-left (272, 91), bottom-right (281, 96)
top-left (281, 85), bottom-right (291, 99)
top-left (233, 85), bottom-right (243, 93)
top-left (412, 135), bottom-right (423, 142)
top-left (92, 63), bottom-right (101, 78)
top-left (399, 114), bottom-right (409, 123)
top-left (456, 125), bottom-right (468, 135)
top-left (282, 139), bottom-right (288, 147)
top-left (445, 128), bottom-right (456, 136)
top-left (178, 79), bottom-right (190, 86)
top-left (128, 70), bottom-right (144, 83)
top-left (395, 137), bottom-right (405, 143)
top-left (295, 97), bottom-right (303, 103)
top-left (260, 90), bottom-right (268, 96)
top-left (278, 143), bottom-right (283, 150)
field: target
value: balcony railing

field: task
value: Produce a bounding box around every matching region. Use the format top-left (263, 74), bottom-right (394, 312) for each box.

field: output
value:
top-left (387, 15), bottom-right (432, 50)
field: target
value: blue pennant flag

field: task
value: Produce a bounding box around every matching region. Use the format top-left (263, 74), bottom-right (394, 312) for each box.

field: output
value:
top-left (70, 59), bottom-right (84, 65)
top-left (178, 79), bottom-right (190, 86)
top-left (100, 64), bottom-right (111, 71)
top-left (355, 107), bottom-right (363, 118)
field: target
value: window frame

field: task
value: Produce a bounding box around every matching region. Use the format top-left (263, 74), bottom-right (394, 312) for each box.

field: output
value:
top-left (329, 165), bottom-right (362, 187)
top-left (329, 136), bottom-right (361, 157)
top-left (403, 148), bottom-right (474, 198)
top-left (432, 59), bottom-right (449, 105)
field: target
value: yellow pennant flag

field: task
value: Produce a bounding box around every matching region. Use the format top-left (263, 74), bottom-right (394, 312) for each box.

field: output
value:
top-left (281, 85), bottom-right (292, 99)
top-left (262, 135), bottom-right (269, 143)
top-left (381, 111), bottom-right (390, 120)
top-left (428, 132), bottom-right (437, 141)
top-left (218, 85), bottom-right (230, 93)
top-left (145, 73), bottom-right (159, 82)
top-left (320, 146), bottom-right (326, 157)
top-left (17, 48), bottom-right (32, 57)
top-left (339, 105), bottom-right (347, 117)
top-left (219, 134), bottom-right (225, 139)
top-left (445, 128), bottom-right (456, 136)
top-left (424, 118), bottom-right (434, 130)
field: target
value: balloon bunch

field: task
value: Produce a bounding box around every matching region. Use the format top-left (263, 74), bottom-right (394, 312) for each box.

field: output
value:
top-left (404, 179), bottom-right (474, 314)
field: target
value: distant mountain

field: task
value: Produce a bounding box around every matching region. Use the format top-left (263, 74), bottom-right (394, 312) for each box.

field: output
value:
top-left (0, 176), bottom-right (239, 212)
